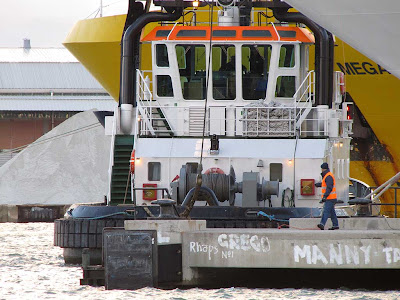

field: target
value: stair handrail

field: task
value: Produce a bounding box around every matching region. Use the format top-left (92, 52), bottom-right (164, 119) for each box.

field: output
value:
top-left (107, 106), bottom-right (118, 204)
top-left (293, 70), bottom-right (315, 128)
top-left (136, 69), bottom-right (174, 136)
top-left (136, 70), bottom-right (156, 135)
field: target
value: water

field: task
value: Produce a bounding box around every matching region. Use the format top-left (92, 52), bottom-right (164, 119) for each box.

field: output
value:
top-left (0, 223), bottom-right (399, 300)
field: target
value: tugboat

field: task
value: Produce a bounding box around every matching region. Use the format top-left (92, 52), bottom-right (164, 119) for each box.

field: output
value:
top-left (55, 0), bottom-right (400, 290)
top-left (55, 0), bottom-right (351, 263)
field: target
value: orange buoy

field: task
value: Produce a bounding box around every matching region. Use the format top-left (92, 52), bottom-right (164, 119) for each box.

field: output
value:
top-left (129, 150), bottom-right (135, 174)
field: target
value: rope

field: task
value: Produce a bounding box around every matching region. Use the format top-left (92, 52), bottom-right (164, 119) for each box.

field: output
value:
top-left (199, 1), bottom-right (215, 163)
top-left (257, 210), bottom-right (326, 230)
top-left (180, 2), bottom-right (215, 218)
top-left (143, 206), bottom-right (155, 218)
top-left (257, 211), bottom-right (288, 223)
top-left (277, 223), bottom-right (321, 230)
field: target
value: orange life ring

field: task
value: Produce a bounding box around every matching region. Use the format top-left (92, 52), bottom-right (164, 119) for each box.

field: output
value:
top-left (129, 150), bottom-right (135, 174)
top-left (204, 167), bottom-right (224, 175)
top-left (339, 72), bottom-right (346, 95)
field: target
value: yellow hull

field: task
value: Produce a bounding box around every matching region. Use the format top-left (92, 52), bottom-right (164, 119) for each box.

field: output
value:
top-left (64, 14), bottom-right (400, 216)
top-left (333, 40), bottom-right (400, 215)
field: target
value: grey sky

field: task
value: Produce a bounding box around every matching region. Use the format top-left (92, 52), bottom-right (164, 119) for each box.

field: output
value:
top-left (0, 0), bottom-right (128, 47)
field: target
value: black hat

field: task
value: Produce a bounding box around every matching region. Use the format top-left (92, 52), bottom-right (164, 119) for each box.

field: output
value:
top-left (321, 162), bottom-right (329, 169)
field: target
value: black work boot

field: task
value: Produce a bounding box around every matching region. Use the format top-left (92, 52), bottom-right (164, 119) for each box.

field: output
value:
top-left (317, 224), bottom-right (324, 230)
top-left (328, 226), bottom-right (339, 230)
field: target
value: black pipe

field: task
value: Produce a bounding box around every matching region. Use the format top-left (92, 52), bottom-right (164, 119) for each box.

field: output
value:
top-left (327, 31), bottom-right (335, 107)
top-left (119, 7), bottom-right (182, 106)
top-left (272, 5), bottom-right (331, 106)
top-left (182, 187), bottom-right (219, 207)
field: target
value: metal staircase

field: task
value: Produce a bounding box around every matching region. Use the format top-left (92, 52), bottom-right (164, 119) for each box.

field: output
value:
top-left (294, 71), bottom-right (315, 129)
top-left (136, 70), bottom-right (174, 137)
top-left (150, 107), bottom-right (174, 137)
top-left (109, 135), bottom-right (133, 205)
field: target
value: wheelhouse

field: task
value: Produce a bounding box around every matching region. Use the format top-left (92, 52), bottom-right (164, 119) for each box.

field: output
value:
top-left (142, 25), bottom-right (314, 107)
top-left (138, 25), bottom-right (318, 137)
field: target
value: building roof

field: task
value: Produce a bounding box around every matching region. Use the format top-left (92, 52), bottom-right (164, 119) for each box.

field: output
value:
top-left (0, 95), bottom-right (117, 112)
top-left (0, 48), bottom-right (78, 63)
top-left (0, 47), bottom-right (117, 112)
top-left (0, 62), bottom-right (105, 91)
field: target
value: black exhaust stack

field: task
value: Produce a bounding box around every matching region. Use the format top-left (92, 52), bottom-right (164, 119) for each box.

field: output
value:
top-left (272, 3), bottom-right (333, 107)
top-left (119, 3), bottom-right (182, 107)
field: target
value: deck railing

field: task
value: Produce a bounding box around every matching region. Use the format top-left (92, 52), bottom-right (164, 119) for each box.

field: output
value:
top-left (135, 70), bottom-right (339, 137)
top-left (135, 104), bottom-right (330, 137)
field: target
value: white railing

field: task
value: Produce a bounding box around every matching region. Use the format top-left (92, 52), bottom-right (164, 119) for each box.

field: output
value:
top-left (294, 70), bottom-right (315, 104)
top-left (135, 70), bottom-right (332, 138)
top-left (293, 71), bottom-right (315, 129)
top-left (136, 105), bottom-right (329, 137)
top-left (136, 70), bottom-right (154, 135)
top-left (136, 70), bottom-right (175, 137)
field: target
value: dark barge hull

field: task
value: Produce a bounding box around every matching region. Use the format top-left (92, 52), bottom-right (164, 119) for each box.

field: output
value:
top-left (54, 204), bottom-right (321, 264)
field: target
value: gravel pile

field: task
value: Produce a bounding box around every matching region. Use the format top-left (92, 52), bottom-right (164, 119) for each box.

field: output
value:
top-left (0, 110), bottom-right (111, 205)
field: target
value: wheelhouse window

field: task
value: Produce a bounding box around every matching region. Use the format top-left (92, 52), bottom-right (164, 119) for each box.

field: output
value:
top-left (279, 44), bottom-right (295, 68)
top-left (157, 75), bottom-right (173, 97)
top-left (278, 30), bottom-right (297, 38)
top-left (175, 44), bottom-right (206, 100)
top-left (242, 44), bottom-right (272, 100)
top-left (276, 76), bottom-right (296, 98)
top-left (212, 45), bottom-right (236, 100)
top-left (156, 44), bottom-right (169, 67)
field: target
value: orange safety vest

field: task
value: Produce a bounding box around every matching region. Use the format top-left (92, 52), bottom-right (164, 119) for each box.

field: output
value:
top-left (321, 171), bottom-right (337, 200)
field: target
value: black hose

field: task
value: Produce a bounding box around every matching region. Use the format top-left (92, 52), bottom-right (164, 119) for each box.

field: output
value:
top-left (272, 5), bottom-right (331, 106)
top-left (119, 7), bottom-right (183, 106)
top-left (181, 186), bottom-right (220, 207)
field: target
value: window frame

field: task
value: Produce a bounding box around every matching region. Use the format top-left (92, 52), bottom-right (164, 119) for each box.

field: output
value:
top-left (270, 163), bottom-right (283, 182)
top-left (148, 162), bottom-right (161, 181)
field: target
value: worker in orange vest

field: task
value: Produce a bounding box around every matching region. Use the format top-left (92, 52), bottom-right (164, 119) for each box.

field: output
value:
top-left (315, 163), bottom-right (339, 230)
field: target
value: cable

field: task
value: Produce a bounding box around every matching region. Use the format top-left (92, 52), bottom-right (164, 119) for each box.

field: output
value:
top-left (340, 39), bottom-right (347, 102)
top-left (85, 7), bottom-right (101, 19)
top-left (85, 0), bottom-right (126, 20)
top-left (2, 122), bottom-right (101, 154)
top-left (199, 0), bottom-right (215, 163)
top-left (180, 2), bottom-right (215, 218)
top-left (103, 0), bottom-right (126, 8)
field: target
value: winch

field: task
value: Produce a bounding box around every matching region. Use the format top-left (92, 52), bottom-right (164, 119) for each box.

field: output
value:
top-left (171, 164), bottom-right (279, 206)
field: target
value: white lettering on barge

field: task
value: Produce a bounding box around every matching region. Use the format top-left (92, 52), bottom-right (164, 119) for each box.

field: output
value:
top-left (294, 244), bottom-right (400, 266)
top-left (189, 234), bottom-right (270, 260)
